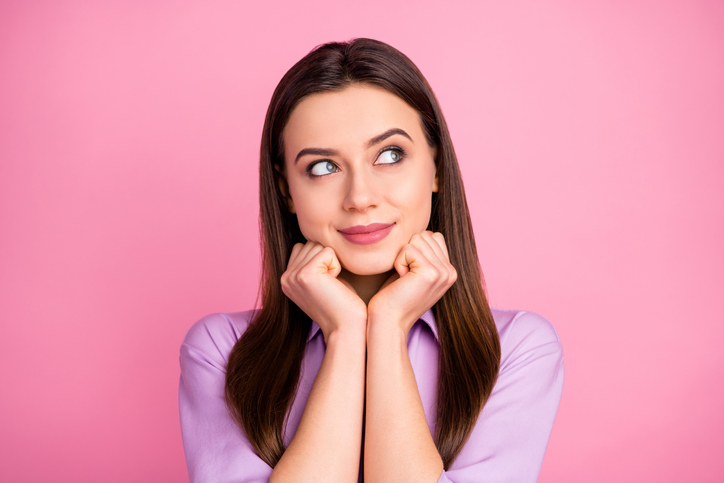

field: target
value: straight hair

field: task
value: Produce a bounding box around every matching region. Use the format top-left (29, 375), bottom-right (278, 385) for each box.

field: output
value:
top-left (225, 38), bottom-right (501, 470)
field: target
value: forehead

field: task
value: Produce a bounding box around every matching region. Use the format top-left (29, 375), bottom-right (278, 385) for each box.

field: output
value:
top-left (283, 84), bottom-right (425, 157)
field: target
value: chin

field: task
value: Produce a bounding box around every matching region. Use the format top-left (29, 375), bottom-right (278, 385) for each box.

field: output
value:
top-left (338, 252), bottom-right (395, 276)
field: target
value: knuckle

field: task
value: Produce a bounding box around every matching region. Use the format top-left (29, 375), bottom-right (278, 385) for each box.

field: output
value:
top-left (397, 244), bottom-right (413, 260)
top-left (320, 246), bottom-right (334, 257)
top-left (421, 269), bottom-right (439, 284)
top-left (296, 267), bottom-right (314, 286)
top-left (280, 272), bottom-right (290, 285)
top-left (449, 267), bottom-right (458, 283)
top-left (280, 278), bottom-right (290, 294)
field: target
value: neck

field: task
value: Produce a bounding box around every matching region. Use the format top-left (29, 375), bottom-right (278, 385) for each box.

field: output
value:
top-left (339, 268), bottom-right (395, 306)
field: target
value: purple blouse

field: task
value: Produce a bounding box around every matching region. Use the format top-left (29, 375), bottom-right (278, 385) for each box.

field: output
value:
top-left (179, 308), bottom-right (564, 482)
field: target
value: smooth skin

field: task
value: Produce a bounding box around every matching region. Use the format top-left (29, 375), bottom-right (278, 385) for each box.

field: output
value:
top-left (271, 84), bottom-right (456, 483)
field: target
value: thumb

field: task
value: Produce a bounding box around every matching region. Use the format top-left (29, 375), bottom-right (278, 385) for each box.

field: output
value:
top-left (318, 247), bottom-right (341, 278)
top-left (394, 245), bottom-right (418, 277)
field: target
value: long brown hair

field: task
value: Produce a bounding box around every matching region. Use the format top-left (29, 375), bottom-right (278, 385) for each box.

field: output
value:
top-left (225, 38), bottom-right (500, 470)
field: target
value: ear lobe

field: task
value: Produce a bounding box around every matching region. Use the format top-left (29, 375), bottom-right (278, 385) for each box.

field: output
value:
top-left (275, 164), bottom-right (296, 213)
top-left (432, 175), bottom-right (439, 193)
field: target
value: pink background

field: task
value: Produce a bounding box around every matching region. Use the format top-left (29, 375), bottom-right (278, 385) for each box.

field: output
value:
top-left (1, 1), bottom-right (722, 481)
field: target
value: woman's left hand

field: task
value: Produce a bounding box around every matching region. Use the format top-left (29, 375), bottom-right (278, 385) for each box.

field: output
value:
top-left (367, 230), bottom-right (457, 336)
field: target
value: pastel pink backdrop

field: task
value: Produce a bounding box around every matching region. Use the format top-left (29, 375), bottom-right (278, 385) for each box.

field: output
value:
top-left (1, 1), bottom-right (722, 482)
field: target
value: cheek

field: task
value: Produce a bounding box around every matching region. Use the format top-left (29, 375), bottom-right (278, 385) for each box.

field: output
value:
top-left (390, 176), bottom-right (434, 227)
top-left (295, 207), bottom-right (324, 240)
top-left (290, 190), bottom-right (335, 241)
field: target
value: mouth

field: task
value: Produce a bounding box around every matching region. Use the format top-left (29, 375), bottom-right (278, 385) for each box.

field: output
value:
top-left (338, 223), bottom-right (395, 245)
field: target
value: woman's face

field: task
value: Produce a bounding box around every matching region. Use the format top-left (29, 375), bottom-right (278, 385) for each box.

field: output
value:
top-left (281, 83), bottom-right (438, 276)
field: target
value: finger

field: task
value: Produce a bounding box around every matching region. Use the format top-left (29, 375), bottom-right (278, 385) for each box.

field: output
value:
top-left (287, 242), bottom-right (314, 272)
top-left (294, 241), bottom-right (325, 270)
top-left (287, 243), bottom-right (305, 269)
top-left (427, 232), bottom-right (455, 284)
top-left (315, 246), bottom-right (341, 278)
top-left (296, 245), bottom-right (340, 280)
top-left (394, 243), bottom-right (425, 276)
top-left (431, 232), bottom-right (450, 260)
top-left (408, 232), bottom-right (440, 265)
top-left (418, 231), bottom-right (447, 263)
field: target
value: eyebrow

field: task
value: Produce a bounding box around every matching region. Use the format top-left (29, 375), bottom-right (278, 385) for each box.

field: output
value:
top-left (294, 148), bottom-right (340, 165)
top-left (294, 128), bottom-right (413, 165)
top-left (366, 128), bottom-right (413, 148)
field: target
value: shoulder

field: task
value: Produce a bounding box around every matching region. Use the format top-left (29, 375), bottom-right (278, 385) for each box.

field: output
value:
top-left (180, 310), bottom-right (258, 367)
top-left (447, 309), bottom-right (564, 478)
top-left (490, 308), bottom-right (563, 373)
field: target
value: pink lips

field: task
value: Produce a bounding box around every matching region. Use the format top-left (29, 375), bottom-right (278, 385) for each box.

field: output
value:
top-left (338, 223), bottom-right (395, 245)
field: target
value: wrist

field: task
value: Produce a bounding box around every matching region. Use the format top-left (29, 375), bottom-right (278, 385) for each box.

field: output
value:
top-left (326, 320), bottom-right (367, 348)
top-left (366, 314), bottom-right (408, 343)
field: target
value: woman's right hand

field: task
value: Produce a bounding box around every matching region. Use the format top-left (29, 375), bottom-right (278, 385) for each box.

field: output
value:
top-left (281, 241), bottom-right (367, 342)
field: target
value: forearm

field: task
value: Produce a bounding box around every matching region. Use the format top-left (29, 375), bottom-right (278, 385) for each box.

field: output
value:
top-left (364, 321), bottom-right (443, 483)
top-left (270, 327), bottom-right (366, 483)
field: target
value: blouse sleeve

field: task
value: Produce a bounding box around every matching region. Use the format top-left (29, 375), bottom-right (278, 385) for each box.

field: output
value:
top-left (436, 311), bottom-right (565, 483)
top-left (179, 313), bottom-right (273, 483)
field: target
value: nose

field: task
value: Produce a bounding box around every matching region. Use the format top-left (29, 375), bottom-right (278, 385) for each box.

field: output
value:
top-left (342, 169), bottom-right (380, 213)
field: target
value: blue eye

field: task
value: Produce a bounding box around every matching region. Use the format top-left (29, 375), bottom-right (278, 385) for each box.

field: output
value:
top-left (376, 148), bottom-right (404, 165)
top-left (309, 160), bottom-right (339, 177)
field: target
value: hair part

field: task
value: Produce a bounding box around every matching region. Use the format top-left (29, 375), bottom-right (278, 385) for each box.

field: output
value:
top-left (225, 38), bottom-right (500, 469)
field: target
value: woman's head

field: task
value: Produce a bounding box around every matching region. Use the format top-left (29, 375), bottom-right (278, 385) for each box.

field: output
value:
top-left (259, 38), bottom-right (465, 276)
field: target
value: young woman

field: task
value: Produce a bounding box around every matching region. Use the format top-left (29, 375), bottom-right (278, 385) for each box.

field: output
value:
top-left (179, 38), bottom-right (564, 483)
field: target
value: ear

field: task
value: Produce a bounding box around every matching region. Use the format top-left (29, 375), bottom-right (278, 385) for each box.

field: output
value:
top-left (274, 163), bottom-right (296, 213)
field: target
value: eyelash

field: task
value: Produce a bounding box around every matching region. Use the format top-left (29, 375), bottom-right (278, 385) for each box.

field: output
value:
top-left (305, 146), bottom-right (407, 178)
